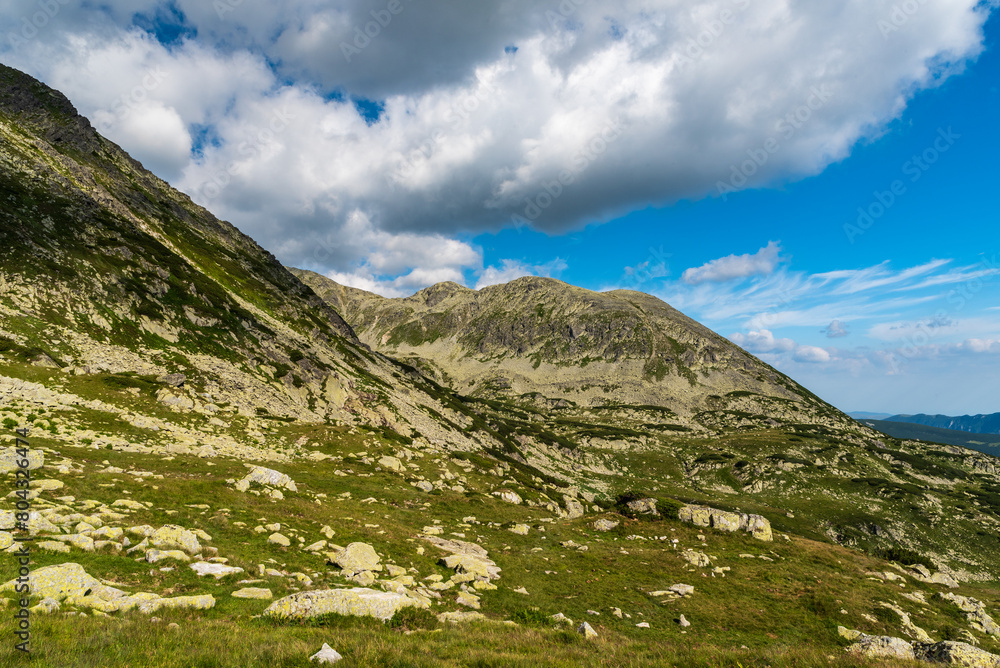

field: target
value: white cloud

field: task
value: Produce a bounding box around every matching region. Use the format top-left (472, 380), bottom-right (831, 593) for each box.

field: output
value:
top-left (793, 345), bottom-right (831, 364)
top-left (475, 258), bottom-right (568, 290)
top-left (0, 1), bottom-right (992, 284)
top-left (681, 241), bottom-right (782, 285)
top-left (729, 329), bottom-right (795, 354)
top-left (822, 320), bottom-right (849, 338)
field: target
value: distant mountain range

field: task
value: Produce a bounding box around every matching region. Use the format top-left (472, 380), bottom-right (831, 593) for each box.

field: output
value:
top-left (857, 419), bottom-right (1000, 457)
top-left (850, 412), bottom-right (1000, 436)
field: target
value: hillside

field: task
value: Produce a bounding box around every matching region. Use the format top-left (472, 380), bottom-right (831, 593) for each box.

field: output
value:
top-left (1, 64), bottom-right (1000, 666)
top-left (291, 269), bottom-right (850, 433)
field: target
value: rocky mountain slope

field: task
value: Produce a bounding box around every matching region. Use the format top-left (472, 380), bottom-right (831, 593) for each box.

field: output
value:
top-left (0, 62), bottom-right (498, 452)
top-left (1, 64), bottom-right (1000, 666)
top-left (291, 269), bottom-right (849, 432)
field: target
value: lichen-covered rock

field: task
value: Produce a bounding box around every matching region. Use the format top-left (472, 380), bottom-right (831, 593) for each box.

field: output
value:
top-left (151, 525), bottom-right (201, 555)
top-left (331, 542), bottom-right (381, 574)
top-left (913, 641), bottom-right (1000, 667)
top-left (0, 447), bottom-right (44, 473)
top-left (145, 549), bottom-right (191, 563)
top-left (846, 633), bottom-right (916, 660)
top-left (268, 533), bottom-right (291, 547)
top-left (562, 495), bottom-right (585, 519)
top-left (940, 593), bottom-right (1000, 636)
top-left (508, 524), bottom-right (530, 536)
top-left (0, 563), bottom-right (125, 601)
top-left (263, 587), bottom-right (427, 621)
top-left (232, 588), bottom-right (273, 600)
top-left (495, 490), bottom-right (522, 505)
top-left (378, 456), bottom-right (404, 473)
top-left (137, 594), bottom-right (215, 614)
top-left (678, 505), bottom-right (772, 541)
top-left (626, 498), bottom-right (659, 515)
top-left (578, 621), bottom-right (598, 639)
top-left (681, 550), bottom-right (711, 567)
top-left (592, 519), bottom-right (620, 532)
top-left (190, 562), bottom-right (244, 579)
top-left (0, 531), bottom-right (14, 550)
top-left (235, 466), bottom-right (297, 493)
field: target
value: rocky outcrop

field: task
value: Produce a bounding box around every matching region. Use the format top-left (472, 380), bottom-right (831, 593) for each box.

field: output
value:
top-left (678, 504), bottom-right (773, 541)
top-left (263, 587), bottom-right (427, 621)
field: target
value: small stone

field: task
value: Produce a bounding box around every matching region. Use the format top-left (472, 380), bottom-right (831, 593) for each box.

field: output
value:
top-left (268, 533), bottom-right (291, 547)
top-left (310, 643), bottom-right (343, 664)
top-left (577, 621), bottom-right (598, 639)
top-left (679, 614), bottom-right (691, 628)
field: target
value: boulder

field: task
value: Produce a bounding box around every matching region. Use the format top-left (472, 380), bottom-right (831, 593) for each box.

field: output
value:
top-left (232, 588), bottom-right (273, 600)
top-left (264, 587), bottom-right (427, 621)
top-left (562, 495), bottom-right (585, 519)
top-left (592, 519), bottom-right (620, 532)
top-left (378, 456), bottom-right (404, 473)
top-left (1, 563), bottom-right (124, 601)
top-left (0, 447), bottom-right (44, 474)
top-left (681, 550), bottom-right (711, 567)
top-left (137, 595), bottom-right (215, 614)
top-left (331, 542), bottom-right (382, 574)
top-left (495, 490), bottom-right (522, 505)
top-left (235, 466), bottom-right (297, 493)
top-left (508, 524), bottom-right (530, 536)
top-left (678, 504), bottom-right (772, 541)
top-left (626, 498), bottom-right (658, 515)
top-left (846, 633), bottom-right (916, 660)
top-left (913, 641), bottom-right (1000, 667)
top-left (268, 533), bottom-right (291, 547)
top-left (190, 562), bottom-right (244, 579)
top-left (940, 594), bottom-right (1000, 636)
top-left (151, 525), bottom-right (201, 555)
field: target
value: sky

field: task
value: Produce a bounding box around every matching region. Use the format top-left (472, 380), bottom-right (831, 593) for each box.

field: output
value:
top-left (1, 0), bottom-right (999, 416)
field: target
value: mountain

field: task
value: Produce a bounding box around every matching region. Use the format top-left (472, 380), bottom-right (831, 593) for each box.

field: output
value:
top-left (848, 412), bottom-right (894, 421)
top-left (862, 419), bottom-right (1000, 456)
top-left (2, 64), bottom-right (1000, 666)
top-left (0, 61), bottom-right (490, 451)
top-left (291, 269), bottom-right (849, 432)
top-left (886, 413), bottom-right (1000, 436)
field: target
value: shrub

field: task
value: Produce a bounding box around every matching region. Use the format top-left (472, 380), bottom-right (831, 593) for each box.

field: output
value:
top-left (2, 418), bottom-right (16, 430)
top-left (511, 608), bottom-right (550, 626)
top-left (388, 607), bottom-right (439, 632)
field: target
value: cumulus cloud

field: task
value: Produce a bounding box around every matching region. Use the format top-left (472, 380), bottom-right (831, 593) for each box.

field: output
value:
top-left (822, 320), bottom-right (849, 338)
top-left (729, 329), bottom-right (795, 354)
top-left (0, 1), bottom-right (992, 284)
top-left (475, 258), bottom-right (568, 290)
top-left (793, 345), bottom-right (831, 364)
top-left (681, 241), bottom-right (782, 285)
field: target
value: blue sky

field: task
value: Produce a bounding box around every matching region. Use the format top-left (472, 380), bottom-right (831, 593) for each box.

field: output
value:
top-left (1, 0), bottom-right (998, 415)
